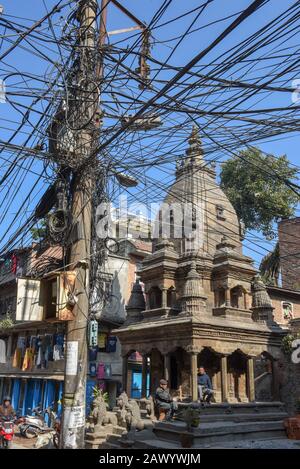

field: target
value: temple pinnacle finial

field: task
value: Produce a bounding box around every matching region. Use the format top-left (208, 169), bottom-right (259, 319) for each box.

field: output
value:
top-left (175, 125), bottom-right (207, 178)
top-left (186, 125), bottom-right (203, 159)
top-left (189, 125), bottom-right (201, 146)
top-left (186, 260), bottom-right (199, 279)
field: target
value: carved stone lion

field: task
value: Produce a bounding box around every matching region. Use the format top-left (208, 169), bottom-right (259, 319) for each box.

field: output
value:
top-left (91, 394), bottom-right (117, 433)
top-left (116, 391), bottom-right (144, 431)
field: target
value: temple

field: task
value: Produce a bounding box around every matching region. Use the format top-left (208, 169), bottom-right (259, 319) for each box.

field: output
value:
top-left (115, 126), bottom-right (286, 404)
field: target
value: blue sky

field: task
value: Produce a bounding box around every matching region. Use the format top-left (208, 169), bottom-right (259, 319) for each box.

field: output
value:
top-left (0, 0), bottom-right (299, 267)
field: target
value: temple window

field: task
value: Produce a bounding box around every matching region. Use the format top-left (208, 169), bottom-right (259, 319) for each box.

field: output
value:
top-left (148, 286), bottom-right (162, 309)
top-left (216, 204), bottom-right (226, 220)
top-left (215, 288), bottom-right (225, 307)
top-left (282, 302), bottom-right (293, 321)
top-left (167, 286), bottom-right (176, 308)
top-left (230, 286), bottom-right (244, 309)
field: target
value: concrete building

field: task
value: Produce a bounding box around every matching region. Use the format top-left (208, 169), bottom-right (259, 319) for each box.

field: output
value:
top-left (0, 237), bottom-right (151, 413)
top-left (0, 244), bottom-right (64, 416)
top-left (88, 237), bottom-right (151, 408)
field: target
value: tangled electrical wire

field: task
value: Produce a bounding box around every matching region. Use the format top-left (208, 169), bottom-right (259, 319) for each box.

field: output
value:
top-left (0, 0), bottom-right (299, 273)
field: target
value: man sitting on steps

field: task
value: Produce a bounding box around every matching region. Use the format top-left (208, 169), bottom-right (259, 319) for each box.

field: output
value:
top-left (197, 366), bottom-right (214, 405)
top-left (155, 379), bottom-right (178, 421)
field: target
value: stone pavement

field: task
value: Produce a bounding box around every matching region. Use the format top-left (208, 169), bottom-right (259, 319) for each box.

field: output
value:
top-left (209, 438), bottom-right (300, 449)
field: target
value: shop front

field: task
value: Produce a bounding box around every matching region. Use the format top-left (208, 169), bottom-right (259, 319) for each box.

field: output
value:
top-left (0, 376), bottom-right (63, 418)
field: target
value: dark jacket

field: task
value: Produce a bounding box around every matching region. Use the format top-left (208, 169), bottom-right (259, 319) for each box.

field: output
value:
top-left (197, 373), bottom-right (212, 389)
top-left (155, 386), bottom-right (172, 404)
top-left (0, 404), bottom-right (15, 420)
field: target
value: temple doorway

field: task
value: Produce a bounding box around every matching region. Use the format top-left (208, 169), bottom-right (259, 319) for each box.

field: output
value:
top-left (254, 352), bottom-right (274, 402)
top-left (197, 348), bottom-right (222, 402)
top-left (227, 350), bottom-right (248, 402)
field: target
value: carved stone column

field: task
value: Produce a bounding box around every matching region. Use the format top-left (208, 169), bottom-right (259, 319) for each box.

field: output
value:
top-left (190, 352), bottom-right (198, 401)
top-left (162, 288), bottom-right (168, 308)
top-left (221, 355), bottom-right (228, 402)
top-left (142, 354), bottom-right (148, 398)
top-left (225, 288), bottom-right (231, 307)
top-left (163, 353), bottom-right (171, 383)
top-left (247, 356), bottom-right (255, 402)
top-left (244, 292), bottom-right (248, 309)
top-left (122, 354), bottom-right (128, 394)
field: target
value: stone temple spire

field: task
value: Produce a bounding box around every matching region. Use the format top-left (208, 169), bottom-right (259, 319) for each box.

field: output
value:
top-left (176, 125), bottom-right (215, 180)
top-left (176, 126), bottom-right (204, 176)
top-left (251, 274), bottom-right (274, 324)
top-left (181, 260), bottom-right (207, 316)
top-left (126, 279), bottom-right (145, 322)
top-left (186, 125), bottom-right (203, 159)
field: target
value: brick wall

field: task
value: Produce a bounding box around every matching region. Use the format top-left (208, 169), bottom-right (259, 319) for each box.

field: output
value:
top-left (278, 218), bottom-right (300, 291)
top-left (271, 296), bottom-right (300, 325)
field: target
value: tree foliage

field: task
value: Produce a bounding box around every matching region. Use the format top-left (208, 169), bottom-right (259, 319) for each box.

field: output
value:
top-left (220, 148), bottom-right (299, 239)
top-left (30, 218), bottom-right (48, 242)
top-left (259, 241), bottom-right (280, 286)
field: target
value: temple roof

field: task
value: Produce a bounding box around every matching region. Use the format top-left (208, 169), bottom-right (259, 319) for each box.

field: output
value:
top-left (161, 126), bottom-right (243, 257)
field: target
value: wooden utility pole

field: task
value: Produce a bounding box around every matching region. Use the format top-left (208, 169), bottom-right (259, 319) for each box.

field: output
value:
top-left (61, 0), bottom-right (100, 449)
top-left (60, 0), bottom-right (146, 449)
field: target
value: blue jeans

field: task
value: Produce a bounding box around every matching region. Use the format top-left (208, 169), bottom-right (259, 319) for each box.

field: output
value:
top-left (198, 385), bottom-right (213, 402)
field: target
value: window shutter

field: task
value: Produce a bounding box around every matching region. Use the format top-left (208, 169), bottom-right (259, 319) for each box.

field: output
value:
top-left (16, 278), bottom-right (43, 321)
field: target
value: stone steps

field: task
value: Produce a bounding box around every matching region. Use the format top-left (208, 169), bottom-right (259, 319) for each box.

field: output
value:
top-left (177, 401), bottom-right (286, 416)
top-left (198, 411), bottom-right (287, 423)
top-left (153, 419), bottom-right (286, 446)
top-left (86, 402), bottom-right (289, 449)
top-left (85, 425), bottom-right (126, 449)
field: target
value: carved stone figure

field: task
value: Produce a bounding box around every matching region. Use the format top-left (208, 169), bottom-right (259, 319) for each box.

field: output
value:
top-left (127, 399), bottom-right (144, 431)
top-left (251, 274), bottom-right (275, 323)
top-left (91, 394), bottom-right (117, 433)
top-left (145, 395), bottom-right (156, 421)
top-left (116, 392), bottom-right (144, 431)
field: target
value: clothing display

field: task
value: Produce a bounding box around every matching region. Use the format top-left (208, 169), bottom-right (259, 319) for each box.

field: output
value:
top-left (106, 336), bottom-right (117, 353)
top-left (6, 335), bottom-right (12, 359)
top-left (9, 332), bottom-right (65, 370)
top-left (104, 364), bottom-right (112, 378)
top-left (89, 347), bottom-right (98, 361)
top-left (97, 362), bottom-right (105, 379)
top-left (22, 347), bottom-right (34, 371)
top-left (0, 339), bottom-right (6, 364)
top-left (89, 362), bottom-right (97, 377)
top-left (98, 333), bottom-right (107, 350)
top-left (53, 345), bottom-right (62, 361)
top-left (17, 336), bottom-right (26, 353)
top-left (11, 253), bottom-right (18, 274)
top-left (12, 348), bottom-right (22, 368)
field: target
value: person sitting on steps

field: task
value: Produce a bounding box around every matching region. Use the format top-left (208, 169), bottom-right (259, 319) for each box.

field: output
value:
top-left (155, 379), bottom-right (178, 421)
top-left (197, 366), bottom-right (214, 405)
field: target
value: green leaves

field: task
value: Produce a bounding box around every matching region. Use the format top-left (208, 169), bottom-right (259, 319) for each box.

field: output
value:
top-left (220, 148), bottom-right (299, 239)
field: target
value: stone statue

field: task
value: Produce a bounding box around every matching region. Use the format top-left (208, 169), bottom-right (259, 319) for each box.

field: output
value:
top-left (91, 394), bottom-right (118, 433)
top-left (145, 395), bottom-right (156, 421)
top-left (251, 274), bottom-right (275, 323)
top-left (116, 391), bottom-right (144, 431)
top-left (127, 399), bottom-right (144, 431)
